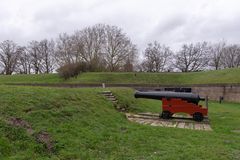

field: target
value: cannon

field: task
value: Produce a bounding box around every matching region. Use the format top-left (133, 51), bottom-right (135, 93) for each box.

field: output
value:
top-left (134, 91), bottom-right (208, 121)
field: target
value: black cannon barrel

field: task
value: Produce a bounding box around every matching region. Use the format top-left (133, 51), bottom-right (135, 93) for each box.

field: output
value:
top-left (134, 91), bottom-right (204, 104)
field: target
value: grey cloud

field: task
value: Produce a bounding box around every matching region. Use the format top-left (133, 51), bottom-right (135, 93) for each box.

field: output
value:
top-left (0, 0), bottom-right (240, 51)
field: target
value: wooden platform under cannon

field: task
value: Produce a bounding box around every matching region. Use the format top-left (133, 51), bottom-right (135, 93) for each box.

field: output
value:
top-left (126, 112), bottom-right (212, 131)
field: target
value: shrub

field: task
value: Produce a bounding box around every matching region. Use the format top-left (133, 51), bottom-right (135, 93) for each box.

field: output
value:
top-left (57, 62), bottom-right (88, 80)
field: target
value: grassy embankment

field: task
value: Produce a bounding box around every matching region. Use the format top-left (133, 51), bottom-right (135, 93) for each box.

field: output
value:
top-left (0, 86), bottom-right (239, 159)
top-left (0, 68), bottom-right (240, 85)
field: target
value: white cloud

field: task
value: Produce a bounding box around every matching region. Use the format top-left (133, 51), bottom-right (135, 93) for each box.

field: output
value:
top-left (0, 0), bottom-right (240, 51)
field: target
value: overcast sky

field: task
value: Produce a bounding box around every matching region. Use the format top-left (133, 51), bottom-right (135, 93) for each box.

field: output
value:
top-left (1, 0), bottom-right (240, 51)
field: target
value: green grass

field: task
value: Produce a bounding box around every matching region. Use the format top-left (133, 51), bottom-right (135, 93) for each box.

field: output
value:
top-left (0, 68), bottom-right (240, 85)
top-left (0, 86), bottom-right (239, 159)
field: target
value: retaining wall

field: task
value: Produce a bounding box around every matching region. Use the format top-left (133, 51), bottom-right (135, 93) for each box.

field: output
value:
top-left (191, 85), bottom-right (240, 102)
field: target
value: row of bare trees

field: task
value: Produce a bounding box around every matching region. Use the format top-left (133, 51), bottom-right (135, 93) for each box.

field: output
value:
top-left (0, 40), bottom-right (55, 75)
top-left (0, 24), bottom-right (240, 75)
top-left (0, 24), bottom-right (137, 74)
top-left (139, 41), bottom-right (240, 72)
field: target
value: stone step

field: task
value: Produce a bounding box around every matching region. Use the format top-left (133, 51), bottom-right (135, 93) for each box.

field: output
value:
top-left (101, 91), bottom-right (119, 106)
top-left (107, 97), bottom-right (117, 101)
top-left (203, 124), bottom-right (212, 131)
top-left (102, 93), bottom-right (113, 96)
top-left (101, 91), bottom-right (112, 94)
top-left (105, 95), bottom-right (115, 98)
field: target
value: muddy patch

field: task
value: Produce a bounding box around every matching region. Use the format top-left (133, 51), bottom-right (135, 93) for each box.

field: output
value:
top-left (8, 117), bottom-right (55, 153)
top-left (36, 131), bottom-right (54, 153)
top-left (8, 117), bottom-right (34, 134)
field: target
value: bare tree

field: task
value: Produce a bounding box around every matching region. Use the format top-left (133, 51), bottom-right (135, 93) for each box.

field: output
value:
top-left (55, 33), bottom-right (75, 66)
top-left (103, 25), bottom-right (137, 72)
top-left (73, 24), bottom-right (106, 71)
top-left (28, 41), bottom-right (43, 74)
top-left (209, 42), bottom-right (226, 70)
top-left (142, 41), bottom-right (173, 72)
top-left (16, 46), bottom-right (31, 74)
top-left (38, 39), bottom-right (55, 73)
top-left (122, 44), bottom-right (138, 72)
top-left (221, 44), bottom-right (240, 68)
top-left (175, 42), bottom-right (210, 72)
top-left (0, 40), bottom-right (19, 75)
top-left (71, 32), bottom-right (85, 63)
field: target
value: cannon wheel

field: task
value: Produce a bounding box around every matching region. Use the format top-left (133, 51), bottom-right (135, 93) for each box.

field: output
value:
top-left (161, 111), bottom-right (172, 119)
top-left (193, 112), bottom-right (203, 122)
